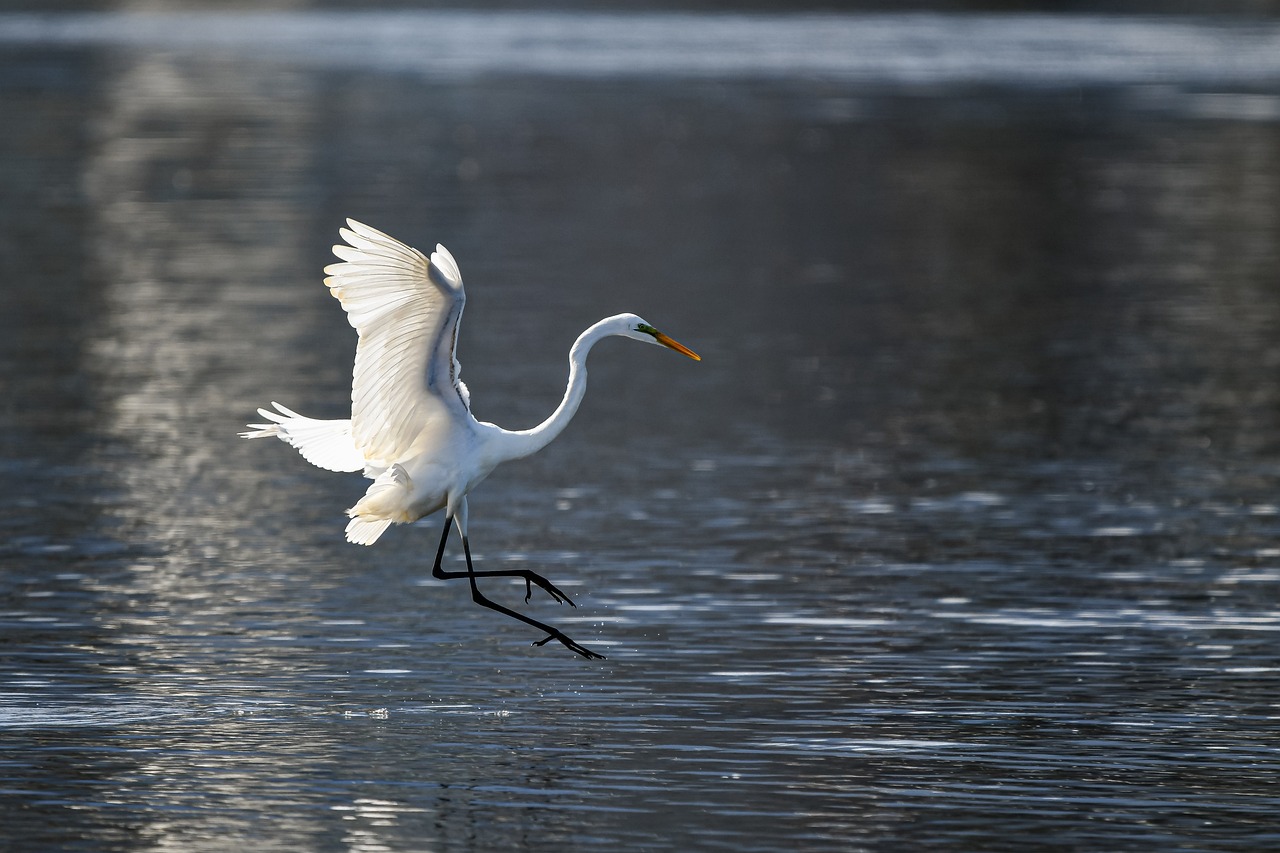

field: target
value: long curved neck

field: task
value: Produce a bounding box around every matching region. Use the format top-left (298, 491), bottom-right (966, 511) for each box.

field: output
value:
top-left (500, 318), bottom-right (618, 461)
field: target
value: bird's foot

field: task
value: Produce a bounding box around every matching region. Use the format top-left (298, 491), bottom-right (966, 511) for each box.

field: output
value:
top-left (534, 631), bottom-right (605, 660)
top-left (522, 572), bottom-right (576, 607)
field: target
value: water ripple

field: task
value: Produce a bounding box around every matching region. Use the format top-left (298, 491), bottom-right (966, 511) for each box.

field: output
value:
top-left (0, 11), bottom-right (1278, 85)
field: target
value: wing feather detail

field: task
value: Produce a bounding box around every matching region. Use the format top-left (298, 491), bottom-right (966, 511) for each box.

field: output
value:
top-left (323, 219), bottom-right (469, 465)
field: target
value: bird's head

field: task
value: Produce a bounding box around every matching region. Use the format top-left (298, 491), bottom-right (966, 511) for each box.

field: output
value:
top-left (615, 314), bottom-right (701, 361)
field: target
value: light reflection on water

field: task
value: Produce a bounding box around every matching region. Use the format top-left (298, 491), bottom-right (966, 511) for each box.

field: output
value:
top-left (1, 10), bottom-right (1280, 853)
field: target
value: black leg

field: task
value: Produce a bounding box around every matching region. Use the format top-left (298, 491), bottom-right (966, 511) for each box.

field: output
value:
top-left (431, 515), bottom-right (605, 660)
top-left (429, 516), bottom-right (575, 605)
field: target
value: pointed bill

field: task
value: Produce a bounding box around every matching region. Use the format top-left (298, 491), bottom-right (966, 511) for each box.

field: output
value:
top-left (654, 331), bottom-right (701, 361)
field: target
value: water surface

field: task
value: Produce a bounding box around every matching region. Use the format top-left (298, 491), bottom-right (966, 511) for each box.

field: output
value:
top-left (1, 10), bottom-right (1280, 852)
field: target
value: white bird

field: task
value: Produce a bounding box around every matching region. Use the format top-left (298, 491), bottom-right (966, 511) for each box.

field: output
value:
top-left (241, 219), bottom-right (700, 659)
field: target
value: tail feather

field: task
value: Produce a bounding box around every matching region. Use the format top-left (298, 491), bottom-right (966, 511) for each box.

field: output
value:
top-left (344, 464), bottom-right (413, 546)
top-left (240, 401), bottom-right (364, 473)
top-left (345, 516), bottom-right (394, 546)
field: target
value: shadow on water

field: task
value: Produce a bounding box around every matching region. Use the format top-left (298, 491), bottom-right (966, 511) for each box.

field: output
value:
top-left (1, 10), bottom-right (1280, 852)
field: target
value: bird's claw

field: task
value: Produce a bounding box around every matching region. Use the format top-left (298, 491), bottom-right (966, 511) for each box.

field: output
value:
top-left (523, 573), bottom-right (576, 607)
top-left (534, 631), bottom-right (605, 660)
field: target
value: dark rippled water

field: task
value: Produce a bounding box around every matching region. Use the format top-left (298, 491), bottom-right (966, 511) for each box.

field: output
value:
top-left (2, 10), bottom-right (1280, 852)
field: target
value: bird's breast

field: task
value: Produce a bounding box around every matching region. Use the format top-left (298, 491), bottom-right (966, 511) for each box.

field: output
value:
top-left (398, 425), bottom-right (499, 520)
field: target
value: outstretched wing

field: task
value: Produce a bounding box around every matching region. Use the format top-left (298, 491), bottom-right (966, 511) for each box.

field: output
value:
top-left (324, 219), bottom-right (470, 466)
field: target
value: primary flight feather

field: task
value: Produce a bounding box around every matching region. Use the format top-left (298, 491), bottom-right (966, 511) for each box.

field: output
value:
top-left (242, 219), bottom-right (700, 659)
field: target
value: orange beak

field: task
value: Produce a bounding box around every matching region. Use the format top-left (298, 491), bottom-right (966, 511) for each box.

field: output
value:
top-left (654, 331), bottom-right (701, 361)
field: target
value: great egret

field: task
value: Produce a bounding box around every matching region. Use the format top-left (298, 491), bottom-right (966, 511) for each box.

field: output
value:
top-left (241, 219), bottom-right (700, 659)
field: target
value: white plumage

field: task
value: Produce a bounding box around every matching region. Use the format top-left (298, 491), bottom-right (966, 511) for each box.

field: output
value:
top-left (241, 402), bottom-right (363, 473)
top-left (242, 219), bottom-right (700, 658)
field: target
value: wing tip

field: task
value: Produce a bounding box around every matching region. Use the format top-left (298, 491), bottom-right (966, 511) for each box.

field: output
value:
top-left (429, 244), bottom-right (463, 290)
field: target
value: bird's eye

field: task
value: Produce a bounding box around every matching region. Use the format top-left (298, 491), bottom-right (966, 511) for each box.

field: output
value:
top-left (635, 323), bottom-right (658, 336)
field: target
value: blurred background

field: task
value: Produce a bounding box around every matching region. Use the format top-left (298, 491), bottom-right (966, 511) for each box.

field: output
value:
top-left (2, 2), bottom-right (1280, 851)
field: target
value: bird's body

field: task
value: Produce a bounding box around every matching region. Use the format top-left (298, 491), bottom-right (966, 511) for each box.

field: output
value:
top-left (242, 220), bottom-right (699, 658)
